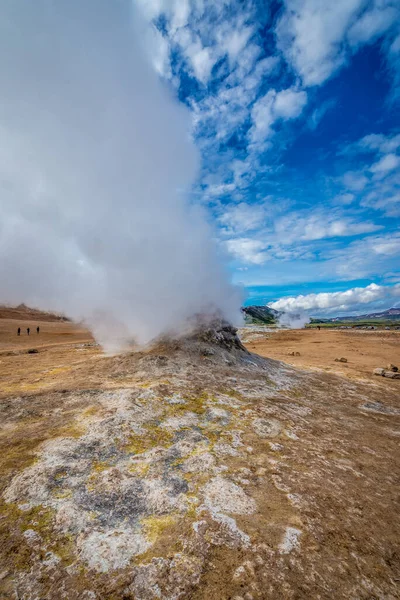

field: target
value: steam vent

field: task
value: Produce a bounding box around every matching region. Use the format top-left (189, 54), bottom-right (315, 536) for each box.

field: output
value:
top-left (1, 321), bottom-right (399, 599)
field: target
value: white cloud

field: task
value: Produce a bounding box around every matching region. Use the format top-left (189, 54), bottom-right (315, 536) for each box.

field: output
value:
top-left (359, 132), bottom-right (400, 154)
top-left (226, 238), bottom-right (268, 265)
top-left (370, 152), bottom-right (400, 176)
top-left (170, 0), bottom-right (191, 33)
top-left (149, 27), bottom-right (171, 78)
top-left (361, 191), bottom-right (400, 217)
top-left (276, 0), bottom-right (364, 86)
top-left (219, 202), bottom-right (267, 234)
top-left (223, 204), bottom-right (382, 271)
top-left (186, 43), bottom-right (217, 83)
top-left (343, 171), bottom-right (369, 191)
top-left (269, 283), bottom-right (400, 314)
top-left (373, 234), bottom-right (400, 255)
top-left (274, 210), bottom-right (380, 242)
top-left (308, 98), bottom-right (336, 130)
top-left (334, 193), bottom-right (355, 205)
top-left (134, 0), bottom-right (167, 21)
top-left (217, 23), bottom-right (254, 64)
top-left (339, 131), bottom-right (400, 215)
top-left (276, 0), bottom-right (400, 86)
top-left (249, 90), bottom-right (276, 142)
top-left (348, 5), bottom-right (399, 47)
top-left (328, 232), bottom-right (400, 280)
top-left (391, 33), bottom-right (400, 53)
top-left (273, 88), bottom-right (308, 119)
top-left (249, 87), bottom-right (308, 144)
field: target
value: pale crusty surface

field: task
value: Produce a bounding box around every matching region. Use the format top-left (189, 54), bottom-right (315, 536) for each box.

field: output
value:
top-left (0, 318), bottom-right (399, 600)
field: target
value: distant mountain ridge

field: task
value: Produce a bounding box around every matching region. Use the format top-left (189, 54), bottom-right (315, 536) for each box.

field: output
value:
top-left (0, 303), bottom-right (69, 322)
top-left (314, 307), bottom-right (400, 323)
top-left (241, 305), bottom-right (280, 325)
top-left (243, 305), bottom-right (400, 326)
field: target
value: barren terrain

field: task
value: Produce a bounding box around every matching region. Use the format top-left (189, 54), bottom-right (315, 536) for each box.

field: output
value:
top-left (0, 314), bottom-right (399, 600)
top-left (241, 326), bottom-right (400, 384)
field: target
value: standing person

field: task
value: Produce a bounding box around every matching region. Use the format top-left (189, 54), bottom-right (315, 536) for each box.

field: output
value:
top-left (17, 327), bottom-right (21, 336)
top-left (36, 326), bottom-right (40, 334)
top-left (27, 327), bottom-right (30, 335)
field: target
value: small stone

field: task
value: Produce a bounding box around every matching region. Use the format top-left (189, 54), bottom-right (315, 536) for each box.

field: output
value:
top-left (27, 348), bottom-right (39, 354)
top-left (387, 363), bottom-right (398, 372)
top-left (279, 527), bottom-right (302, 554)
top-left (205, 407), bottom-right (231, 425)
top-left (23, 529), bottom-right (42, 545)
top-left (233, 565), bottom-right (246, 580)
top-left (202, 476), bottom-right (257, 515)
top-left (214, 442), bottom-right (239, 456)
top-left (383, 371), bottom-right (400, 379)
top-left (269, 443), bottom-right (283, 452)
top-left (253, 418), bottom-right (282, 438)
top-left (243, 560), bottom-right (255, 576)
top-left (373, 368), bottom-right (385, 376)
top-left (334, 357), bottom-right (347, 363)
top-left (165, 393), bottom-right (186, 405)
top-left (201, 348), bottom-right (215, 356)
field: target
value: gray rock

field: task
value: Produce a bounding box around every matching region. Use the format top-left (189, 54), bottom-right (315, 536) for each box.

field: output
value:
top-left (205, 407), bottom-right (231, 425)
top-left (253, 418), bottom-right (282, 438)
top-left (373, 368), bottom-right (385, 376)
top-left (383, 371), bottom-right (400, 379)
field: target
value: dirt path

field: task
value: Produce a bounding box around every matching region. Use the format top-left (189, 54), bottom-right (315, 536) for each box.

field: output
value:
top-left (0, 319), bottom-right (98, 397)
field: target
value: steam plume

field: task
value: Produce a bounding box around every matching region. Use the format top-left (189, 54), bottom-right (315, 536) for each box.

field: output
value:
top-left (0, 0), bottom-right (242, 350)
top-left (276, 312), bottom-right (310, 329)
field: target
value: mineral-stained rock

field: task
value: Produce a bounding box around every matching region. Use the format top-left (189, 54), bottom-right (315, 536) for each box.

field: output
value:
top-left (205, 407), bottom-right (231, 425)
top-left (1, 320), bottom-right (399, 599)
top-left (202, 476), bottom-right (257, 515)
top-left (373, 368), bottom-right (385, 376)
top-left (383, 371), bottom-right (400, 379)
top-left (278, 527), bottom-right (302, 554)
top-left (252, 417), bottom-right (282, 438)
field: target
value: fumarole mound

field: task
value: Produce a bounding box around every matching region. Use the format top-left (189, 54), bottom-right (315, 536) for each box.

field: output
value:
top-left (0, 322), bottom-right (399, 599)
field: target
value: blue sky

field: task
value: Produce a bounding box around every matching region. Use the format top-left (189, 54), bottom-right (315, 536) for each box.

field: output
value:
top-left (136, 0), bottom-right (400, 314)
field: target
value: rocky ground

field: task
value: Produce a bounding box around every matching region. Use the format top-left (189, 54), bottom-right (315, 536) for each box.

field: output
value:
top-left (241, 326), bottom-right (400, 384)
top-left (0, 321), bottom-right (399, 599)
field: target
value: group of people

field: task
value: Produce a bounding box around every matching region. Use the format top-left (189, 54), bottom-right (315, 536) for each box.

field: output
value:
top-left (17, 326), bottom-right (40, 335)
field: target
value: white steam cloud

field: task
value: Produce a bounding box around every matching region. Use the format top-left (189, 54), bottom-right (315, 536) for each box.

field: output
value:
top-left (0, 0), bottom-right (242, 350)
top-left (269, 283), bottom-right (400, 315)
top-left (276, 312), bottom-right (310, 329)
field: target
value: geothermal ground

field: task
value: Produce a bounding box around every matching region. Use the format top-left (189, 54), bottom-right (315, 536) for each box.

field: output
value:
top-left (0, 312), bottom-right (399, 599)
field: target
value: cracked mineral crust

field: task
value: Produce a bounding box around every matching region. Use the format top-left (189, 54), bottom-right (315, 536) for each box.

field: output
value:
top-left (0, 320), bottom-right (399, 599)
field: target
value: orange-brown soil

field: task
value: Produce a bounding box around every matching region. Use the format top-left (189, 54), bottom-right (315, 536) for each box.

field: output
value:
top-left (242, 327), bottom-right (400, 384)
top-left (0, 314), bottom-right (399, 600)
